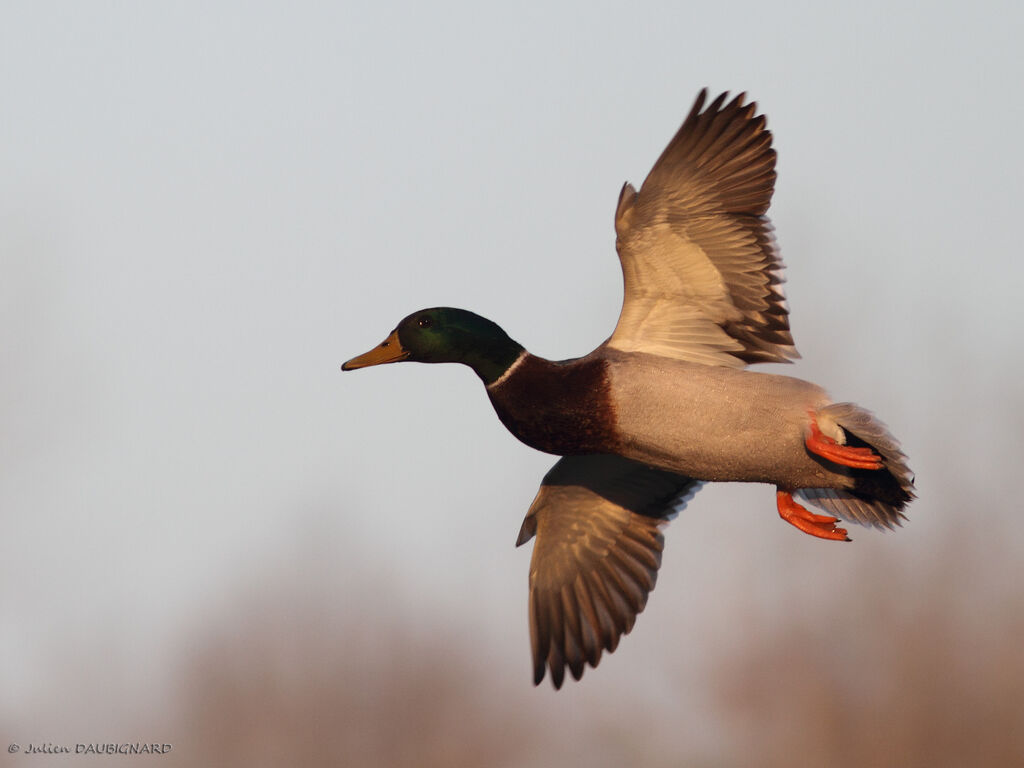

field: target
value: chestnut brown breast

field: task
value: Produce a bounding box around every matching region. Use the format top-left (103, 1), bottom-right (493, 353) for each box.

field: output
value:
top-left (486, 355), bottom-right (619, 456)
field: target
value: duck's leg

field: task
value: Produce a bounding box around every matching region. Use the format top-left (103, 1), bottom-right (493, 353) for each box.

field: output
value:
top-left (776, 489), bottom-right (850, 541)
top-left (805, 410), bottom-right (883, 470)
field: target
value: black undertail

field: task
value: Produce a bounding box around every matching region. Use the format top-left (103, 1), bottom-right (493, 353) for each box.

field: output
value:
top-left (800, 402), bottom-right (915, 531)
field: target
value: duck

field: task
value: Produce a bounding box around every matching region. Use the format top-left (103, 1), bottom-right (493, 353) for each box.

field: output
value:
top-left (341, 89), bottom-right (915, 689)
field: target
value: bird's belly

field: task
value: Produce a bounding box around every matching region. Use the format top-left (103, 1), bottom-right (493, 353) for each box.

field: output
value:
top-left (607, 361), bottom-right (838, 487)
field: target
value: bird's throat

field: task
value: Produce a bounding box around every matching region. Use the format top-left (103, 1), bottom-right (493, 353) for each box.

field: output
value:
top-left (466, 340), bottom-right (527, 386)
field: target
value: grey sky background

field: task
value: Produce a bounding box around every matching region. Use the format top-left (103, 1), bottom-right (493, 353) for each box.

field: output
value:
top-left (3, 1), bottom-right (1023, 762)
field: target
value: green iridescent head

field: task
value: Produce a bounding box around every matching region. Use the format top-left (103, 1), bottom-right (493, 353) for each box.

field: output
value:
top-left (342, 307), bottom-right (524, 384)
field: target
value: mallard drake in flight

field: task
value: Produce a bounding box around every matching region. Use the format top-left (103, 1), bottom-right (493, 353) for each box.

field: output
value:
top-left (342, 90), bottom-right (914, 689)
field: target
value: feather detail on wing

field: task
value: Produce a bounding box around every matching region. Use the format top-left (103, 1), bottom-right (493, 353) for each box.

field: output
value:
top-left (608, 89), bottom-right (798, 367)
top-left (515, 455), bottom-right (701, 688)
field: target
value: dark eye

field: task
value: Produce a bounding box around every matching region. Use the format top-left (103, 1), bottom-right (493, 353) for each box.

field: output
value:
top-left (417, 317), bottom-right (433, 328)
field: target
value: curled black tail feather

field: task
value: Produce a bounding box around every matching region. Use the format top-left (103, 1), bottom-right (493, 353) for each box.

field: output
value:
top-left (799, 402), bottom-right (915, 531)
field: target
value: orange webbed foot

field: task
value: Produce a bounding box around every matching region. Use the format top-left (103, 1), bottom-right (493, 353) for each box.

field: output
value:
top-left (805, 410), bottom-right (883, 470)
top-left (777, 489), bottom-right (850, 541)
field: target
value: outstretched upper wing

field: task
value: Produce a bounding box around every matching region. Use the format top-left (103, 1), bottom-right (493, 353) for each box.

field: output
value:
top-left (515, 454), bottom-right (701, 688)
top-left (608, 89), bottom-right (798, 367)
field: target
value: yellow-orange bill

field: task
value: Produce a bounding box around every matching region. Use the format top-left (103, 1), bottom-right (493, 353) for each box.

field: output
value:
top-left (341, 329), bottom-right (410, 370)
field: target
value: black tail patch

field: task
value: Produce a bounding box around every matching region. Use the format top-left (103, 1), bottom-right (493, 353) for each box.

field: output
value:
top-left (799, 402), bottom-right (915, 531)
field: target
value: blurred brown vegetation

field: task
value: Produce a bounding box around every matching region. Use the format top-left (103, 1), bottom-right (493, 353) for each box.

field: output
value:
top-left (176, 597), bottom-right (528, 767)
top-left (714, 530), bottom-right (1024, 767)
top-left (147, 527), bottom-right (1024, 768)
